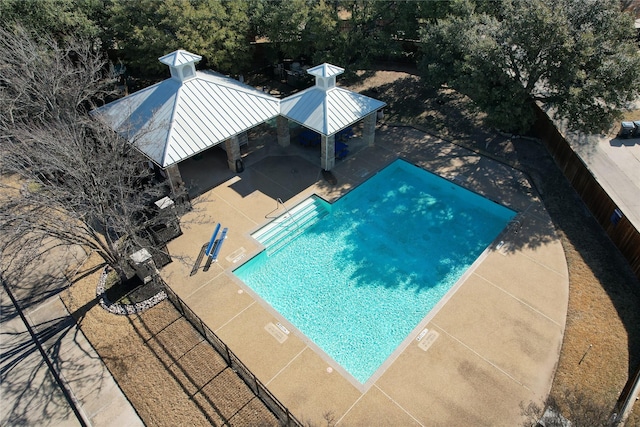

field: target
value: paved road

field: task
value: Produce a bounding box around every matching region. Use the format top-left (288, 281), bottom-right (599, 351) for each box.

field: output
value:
top-left (1, 244), bottom-right (143, 426)
top-left (554, 99), bottom-right (640, 229)
top-left (552, 99), bottom-right (640, 423)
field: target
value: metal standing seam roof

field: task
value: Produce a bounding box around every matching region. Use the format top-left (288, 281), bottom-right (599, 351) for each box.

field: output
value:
top-left (280, 85), bottom-right (386, 136)
top-left (93, 70), bottom-right (280, 168)
top-left (159, 50), bottom-right (202, 67)
top-left (280, 62), bottom-right (385, 136)
top-left (306, 63), bottom-right (344, 78)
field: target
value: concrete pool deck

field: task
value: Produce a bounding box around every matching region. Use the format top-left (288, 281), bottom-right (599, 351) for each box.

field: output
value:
top-left (160, 125), bottom-right (568, 426)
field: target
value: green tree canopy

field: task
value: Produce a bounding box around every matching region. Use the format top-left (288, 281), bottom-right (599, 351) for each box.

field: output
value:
top-left (252, 1), bottom-right (429, 73)
top-left (251, 0), bottom-right (337, 65)
top-left (419, 0), bottom-right (640, 133)
top-left (0, 0), bottom-right (103, 42)
top-left (317, 1), bottom-right (421, 72)
top-left (106, 0), bottom-right (251, 77)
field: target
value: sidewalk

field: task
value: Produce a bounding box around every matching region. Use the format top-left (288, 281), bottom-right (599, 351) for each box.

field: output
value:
top-left (554, 100), bottom-right (640, 229)
top-left (0, 245), bottom-right (143, 427)
top-left (162, 126), bottom-right (568, 426)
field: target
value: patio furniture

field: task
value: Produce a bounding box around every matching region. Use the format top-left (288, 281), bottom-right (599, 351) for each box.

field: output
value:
top-left (336, 141), bottom-right (349, 159)
top-left (298, 129), bottom-right (321, 147)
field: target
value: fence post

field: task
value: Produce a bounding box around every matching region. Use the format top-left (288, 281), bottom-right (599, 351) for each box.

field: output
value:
top-left (162, 282), bottom-right (302, 426)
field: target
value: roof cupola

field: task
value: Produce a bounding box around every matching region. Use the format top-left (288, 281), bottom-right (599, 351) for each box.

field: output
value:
top-left (158, 49), bottom-right (202, 82)
top-left (306, 63), bottom-right (344, 91)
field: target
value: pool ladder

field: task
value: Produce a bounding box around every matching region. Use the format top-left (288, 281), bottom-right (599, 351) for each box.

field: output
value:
top-left (507, 218), bottom-right (522, 234)
top-left (268, 197), bottom-right (300, 232)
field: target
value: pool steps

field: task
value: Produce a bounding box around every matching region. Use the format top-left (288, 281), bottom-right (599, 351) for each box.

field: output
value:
top-left (253, 197), bottom-right (330, 254)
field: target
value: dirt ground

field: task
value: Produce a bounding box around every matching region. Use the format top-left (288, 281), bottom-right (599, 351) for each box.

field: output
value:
top-left (58, 65), bottom-right (640, 426)
top-left (61, 256), bottom-right (280, 427)
top-left (343, 65), bottom-right (640, 424)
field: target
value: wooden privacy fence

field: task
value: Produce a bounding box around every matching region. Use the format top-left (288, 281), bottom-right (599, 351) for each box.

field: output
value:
top-left (162, 284), bottom-right (302, 427)
top-left (532, 105), bottom-right (640, 280)
top-left (533, 105), bottom-right (640, 422)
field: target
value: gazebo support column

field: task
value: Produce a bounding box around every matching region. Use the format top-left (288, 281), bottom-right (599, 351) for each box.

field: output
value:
top-left (276, 116), bottom-right (290, 147)
top-left (165, 164), bottom-right (184, 196)
top-left (363, 112), bottom-right (377, 146)
top-left (224, 135), bottom-right (242, 172)
top-left (321, 134), bottom-right (336, 171)
top-left (238, 131), bottom-right (248, 148)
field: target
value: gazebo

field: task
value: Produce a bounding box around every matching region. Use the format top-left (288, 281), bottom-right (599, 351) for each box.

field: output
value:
top-left (92, 50), bottom-right (281, 192)
top-left (94, 52), bottom-right (386, 193)
top-left (278, 63), bottom-right (386, 171)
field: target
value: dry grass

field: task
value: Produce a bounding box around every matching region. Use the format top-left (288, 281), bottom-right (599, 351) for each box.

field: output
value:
top-left (344, 67), bottom-right (640, 423)
top-left (58, 66), bottom-right (640, 425)
top-left (623, 110), bottom-right (640, 122)
top-left (519, 145), bottom-right (640, 422)
top-left (60, 255), bottom-right (279, 427)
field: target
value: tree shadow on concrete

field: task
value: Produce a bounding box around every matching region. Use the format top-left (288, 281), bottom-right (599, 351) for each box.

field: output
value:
top-left (0, 242), bottom-right (106, 426)
top-left (1, 290), bottom-right (103, 426)
top-left (515, 134), bottom-right (640, 383)
top-left (330, 64), bottom-right (640, 406)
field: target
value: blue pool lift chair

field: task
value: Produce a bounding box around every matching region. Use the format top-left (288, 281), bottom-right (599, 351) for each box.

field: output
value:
top-left (335, 141), bottom-right (349, 159)
top-left (298, 129), bottom-right (321, 147)
top-left (336, 126), bottom-right (354, 142)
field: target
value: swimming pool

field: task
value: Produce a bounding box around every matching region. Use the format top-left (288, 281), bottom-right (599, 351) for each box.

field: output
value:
top-left (234, 159), bottom-right (516, 384)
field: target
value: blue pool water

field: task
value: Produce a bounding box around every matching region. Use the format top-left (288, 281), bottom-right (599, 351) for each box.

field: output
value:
top-left (235, 159), bottom-right (515, 383)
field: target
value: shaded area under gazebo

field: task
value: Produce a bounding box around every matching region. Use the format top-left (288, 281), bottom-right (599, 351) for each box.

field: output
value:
top-left (93, 50), bottom-right (281, 194)
top-left (93, 50), bottom-right (385, 197)
top-left (278, 63), bottom-right (386, 171)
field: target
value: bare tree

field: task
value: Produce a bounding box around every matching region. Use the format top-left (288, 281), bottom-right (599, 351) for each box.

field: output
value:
top-left (521, 387), bottom-right (615, 427)
top-left (620, 0), bottom-right (640, 15)
top-left (0, 24), bottom-right (172, 282)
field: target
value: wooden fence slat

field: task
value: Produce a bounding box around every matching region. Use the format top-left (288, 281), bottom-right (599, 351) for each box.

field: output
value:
top-left (533, 104), bottom-right (640, 280)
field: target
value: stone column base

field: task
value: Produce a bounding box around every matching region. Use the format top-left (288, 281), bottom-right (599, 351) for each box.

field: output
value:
top-left (224, 136), bottom-right (241, 172)
top-left (363, 112), bottom-right (377, 146)
top-left (277, 116), bottom-right (290, 147)
top-left (321, 134), bottom-right (336, 171)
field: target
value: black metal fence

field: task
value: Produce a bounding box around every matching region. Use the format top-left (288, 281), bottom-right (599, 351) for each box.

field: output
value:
top-left (163, 284), bottom-right (302, 427)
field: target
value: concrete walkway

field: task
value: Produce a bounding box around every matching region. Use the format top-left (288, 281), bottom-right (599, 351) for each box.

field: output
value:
top-left (549, 99), bottom-right (640, 424)
top-left (553, 100), bottom-right (640, 229)
top-left (162, 125), bottom-right (569, 426)
top-left (0, 244), bottom-right (143, 427)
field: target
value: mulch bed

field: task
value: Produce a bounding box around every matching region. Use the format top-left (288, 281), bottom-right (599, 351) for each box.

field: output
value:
top-left (104, 275), bottom-right (163, 304)
top-left (61, 255), bottom-right (280, 427)
top-left (58, 67), bottom-right (640, 425)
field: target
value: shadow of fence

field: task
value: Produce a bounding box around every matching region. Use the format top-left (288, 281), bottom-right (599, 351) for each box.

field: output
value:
top-left (162, 283), bottom-right (302, 427)
top-left (532, 105), bottom-right (640, 280)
